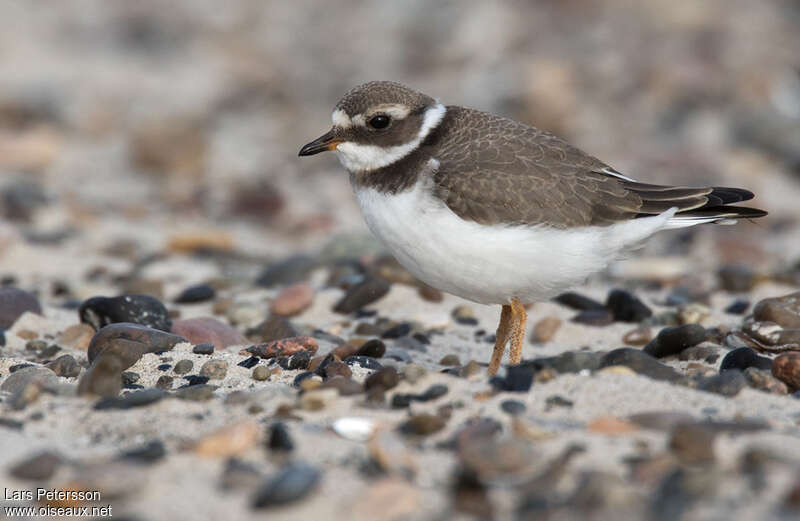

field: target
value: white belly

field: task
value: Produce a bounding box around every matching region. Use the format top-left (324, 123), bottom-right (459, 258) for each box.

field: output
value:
top-left (354, 179), bottom-right (673, 305)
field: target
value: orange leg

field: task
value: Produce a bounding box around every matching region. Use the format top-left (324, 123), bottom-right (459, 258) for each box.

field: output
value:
top-left (488, 305), bottom-right (512, 376)
top-left (508, 298), bottom-right (527, 366)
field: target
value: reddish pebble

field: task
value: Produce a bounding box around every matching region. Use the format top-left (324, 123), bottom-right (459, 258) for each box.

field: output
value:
top-left (270, 284), bottom-right (314, 317)
top-left (246, 336), bottom-right (319, 359)
top-left (171, 317), bottom-right (247, 351)
top-left (772, 352), bottom-right (800, 389)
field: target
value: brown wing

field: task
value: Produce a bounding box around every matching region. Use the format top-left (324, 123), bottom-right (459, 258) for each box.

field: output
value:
top-left (432, 107), bottom-right (765, 228)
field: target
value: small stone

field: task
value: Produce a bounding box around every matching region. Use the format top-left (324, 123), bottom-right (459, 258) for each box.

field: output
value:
top-left (86, 323), bottom-right (186, 369)
top-left (246, 336), bottom-right (318, 359)
top-left (171, 317), bottom-right (247, 350)
top-left (199, 359), bottom-right (228, 379)
top-left (120, 440), bottom-right (166, 464)
top-left (440, 354), bottom-right (460, 366)
top-left (678, 345), bottom-right (718, 361)
top-left (252, 366), bottom-right (270, 381)
top-left (270, 283), bottom-right (314, 317)
top-left (420, 384), bottom-right (448, 401)
top-left (744, 367), bottom-right (788, 394)
top-left (56, 323), bottom-right (95, 350)
top-left (399, 413), bottom-right (446, 436)
top-left (173, 359), bottom-right (194, 375)
top-left (155, 375), bottom-right (173, 389)
top-left (0, 287), bottom-right (42, 329)
top-left (553, 292), bottom-right (606, 311)
top-left (157, 363), bottom-right (171, 372)
top-left (600, 348), bottom-right (681, 382)
top-left (531, 316), bottom-right (561, 343)
top-left (8, 451), bottom-right (63, 481)
top-left (80, 294), bottom-right (171, 331)
top-left (279, 350), bottom-right (313, 371)
top-left (698, 370), bottom-right (747, 396)
top-left (333, 276), bottom-right (391, 314)
top-left (193, 343), bottom-right (214, 355)
top-left (174, 284), bottom-right (216, 304)
top-left (587, 416), bottom-right (638, 435)
top-left (460, 360), bottom-right (482, 377)
top-left (356, 339), bottom-right (386, 358)
top-left (753, 292), bottom-right (800, 329)
top-left (677, 303), bottom-right (711, 325)
top-left (492, 364), bottom-right (535, 392)
top-left (623, 327), bottom-right (652, 345)
top-left (545, 395), bottom-right (574, 409)
top-left (772, 352), bottom-right (800, 389)
top-left (255, 255), bottom-right (317, 288)
top-left (1, 366), bottom-right (58, 394)
top-left (94, 388), bottom-right (166, 409)
top-left (344, 355), bottom-right (383, 370)
top-left (45, 354), bottom-right (81, 378)
top-left (365, 367), bottom-right (400, 391)
top-left (644, 325), bottom-right (707, 358)
top-left (572, 308), bottom-right (614, 326)
top-left (718, 264), bottom-right (756, 292)
top-left (500, 400), bottom-right (526, 416)
top-left (319, 359), bottom-right (350, 379)
top-left (251, 462), bottom-right (321, 508)
top-left (195, 422), bottom-right (259, 457)
top-left (725, 299), bottom-right (750, 315)
top-left (182, 375), bottom-right (210, 386)
top-left (121, 371), bottom-right (140, 385)
top-left (268, 422), bottom-right (294, 452)
top-left (452, 305), bottom-right (478, 325)
top-left (245, 315), bottom-right (299, 343)
top-left (418, 284), bottom-right (444, 302)
top-left (174, 384), bottom-right (217, 401)
top-left (669, 423), bottom-right (716, 464)
top-left (320, 376), bottom-right (363, 396)
top-left (238, 356), bottom-right (259, 368)
top-left (381, 322), bottom-right (412, 339)
top-left (606, 289), bottom-right (652, 322)
top-left (332, 417), bottom-right (376, 442)
top-left (299, 388), bottom-right (337, 410)
top-left (403, 364), bottom-right (427, 384)
top-left (720, 347), bottom-right (772, 372)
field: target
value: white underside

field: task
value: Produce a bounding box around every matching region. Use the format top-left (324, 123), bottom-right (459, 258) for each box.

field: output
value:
top-left (354, 178), bottom-right (680, 305)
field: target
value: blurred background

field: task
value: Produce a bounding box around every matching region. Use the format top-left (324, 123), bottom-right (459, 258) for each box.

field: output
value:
top-left (0, 0), bottom-right (799, 290)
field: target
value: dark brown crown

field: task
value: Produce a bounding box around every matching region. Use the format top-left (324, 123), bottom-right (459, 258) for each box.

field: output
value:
top-left (334, 81), bottom-right (435, 117)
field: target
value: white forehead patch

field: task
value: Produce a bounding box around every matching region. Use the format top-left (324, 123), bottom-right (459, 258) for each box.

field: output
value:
top-left (331, 109), bottom-right (352, 129)
top-left (335, 103), bottom-right (446, 173)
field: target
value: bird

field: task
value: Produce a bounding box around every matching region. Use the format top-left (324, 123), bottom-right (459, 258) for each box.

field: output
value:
top-left (298, 81), bottom-right (767, 376)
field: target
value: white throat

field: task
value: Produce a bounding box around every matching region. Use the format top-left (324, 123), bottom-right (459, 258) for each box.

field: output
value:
top-left (334, 103), bottom-right (446, 173)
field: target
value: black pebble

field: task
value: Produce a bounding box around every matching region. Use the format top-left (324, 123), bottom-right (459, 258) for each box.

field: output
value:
top-left (545, 395), bottom-right (574, 409)
top-left (255, 255), bottom-right (317, 288)
top-left (600, 348), bottom-right (681, 382)
top-left (725, 300), bottom-right (750, 315)
top-left (343, 355), bottom-right (383, 370)
top-left (94, 388), bottom-right (166, 410)
top-left (157, 363), bottom-right (171, 371)
top-left (553, 292), bottom-right (606, 311)
top-left (698, 370), bottom-right (747, 397)
top-left (121, 371), bottom-right (140, 385)
top-left (492, 364), bottom-right (535, 392)
top-left (720, 347), bottom-right (773, 373)
top-left (237, 356), bottom-right (260, 368)
top-left (500, 399), bottom-right (526, 415)
top-left (332, 276), bottom-right (391, 314)
top-left (193, 343), bottom-right (215, 355)
top-left (292, 371), bottom-right (314, 388)
top-left (644, 324), bottom-right (707, 358)
top-left (0, 329), bottom-right (5, 346)
top-left (9, 363), bottom-right (34, 373)
top-left (420, 384), bottom-right (448, 401)
top-left (277, 351), bottom-right (311, 370)
top-left (183, 375), bottom-right (210, 386)
top-left (606, 289), bottom-right (652, 322)
top-left (174, 284), bottom-right (215, 304)
top-left (267, 422), bottom-right (294, 452)
top-left (381, 323), bottom-right (412, 339)
top-left (571, 308), bottom-right (614, 326)
top-left (356, 339), bottom-right (386, 358)
top-left (120, 440), bottom-right (166, 463)
top-left (79, 294), bottom-right (172, 331)
top-left (251, 461), bottom-right (321, 508)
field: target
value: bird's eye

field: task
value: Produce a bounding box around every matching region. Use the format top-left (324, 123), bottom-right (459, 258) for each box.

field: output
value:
top-left (368, 114), bottom-right (390, 129)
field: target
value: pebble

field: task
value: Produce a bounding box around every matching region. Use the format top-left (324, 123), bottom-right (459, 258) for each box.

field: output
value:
top-left (440, 353), bottom-right (460, 366)
top-left (238, 356), bottom-right (260, 368)
top-left (381, 322), bottom-right (412, 339)
top-left (246, 315), bottom-right (299, 343)
top-left (356, 339), bottom-right (386, 358)
top-left (199, 359), bottom-right (228, 379)
top-left (459, 360), bottom-right (482, 377)
top-left (599, 348), bottom-right (681, 382)
top-left (545, 395), bottom-right (574, 409)
top-left (399, 414), bottom-right (447, 436)
top-left (743, 367), bottom-right (788, 394)
top-left (173, 359), bottom-right (194, 374)
top-left (182, 375), bottom-right (210, 386)
top-left (79, 294), bottom-right (171, 331)
top-left (0, 287), bottom-right (42, 329)
top-left (606, 289), bottom-right (652, 322)
top-left (364, 367), bottom-right (400, 391)
top-left (8, 451), bottom-right (63, 481)
top-left (697, 370), bottom-right (747, 396)
top-left (56, 323), bottom-right (95, 350)
top-left (268, 422), bottom-right (294, 452)
top-left (120, 440), bottom-right (167, 463)
top-left (87, 323), bottom-right (186, 368)
top-left (193, 343), bottom-right (214, 355)
top-left (155, 375), bottom-right (173, 389)
top-left (320, 376), bottom-right (363, 396)
top-left (753, 292), bottom-right (800, 328)
top-left (452, 305), bottom-right (478, 325)
top-left (720, 347), bottom-right (772, 372)
top-left (171, 317), bottom-right (247, 350)
top-left (44, 354), bottom-right (81, 377)
top-left (94, 388), bottom-right (167, 410)
top-left (500, 399), bottom-right (526, 416)
top-left (678, 345), bottom-right (718, 362)
top-left (669, 423), bottom-right (716, 464)
top-left (553, 292), bottom-right (605, 311)
top-left (279, 350), bottom-right (313, 371)
top-left (270, 283), bottom-right (314, 317)
top-left (333, 276), bottom-right (391, 313)
top-left (332, 417), bottom-right (376, 442)
top-left (572, 308), bottom-right (614, 326)
top-left (157, 363), bottom-right (171, 371)
top-left (394, 336), bottom-right (427, 352)
top-left (643, 324), bottom-right (707, 358)
top-left (319, 358), bottom-right (349, 378)
top-left (299, 388), bottom-right (337, 410)
top-left (174, 283), bottom-right (216, 304)
top-left (531, 316), bottom-right (561, 343)
top-left (717, 264), bottom-right (756, 292)
top-left (246, 336), bottom-right (318, 359)
top-left (772, 352), bottom-right (800, 388)
top-left (195, 422), bottom-right (259, 457)
top-left (255, 255), bottom-right (317, 288)
top-left (251, 462), bottom-right (321, 508)
top-left (418, 284), bottom-right (444, 302)
top-left (344, 355), bottom-right (383, 370)
top-left (0, 366), bottom-right (58, 394)
top-left (677, 303), bottom-right (711, 325)
top-left (252, 366), bottom-right (270, 381)
top-left (529, 350), bottom-right (602, 374)
top-left (491, 364), bottom-right (535, 392)
top-left (174, 384), bottom-right (217, 401)
top-left (402, 364), bottom-right (427, 384)
top-left (725, 299), bottom-right (750, 315)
